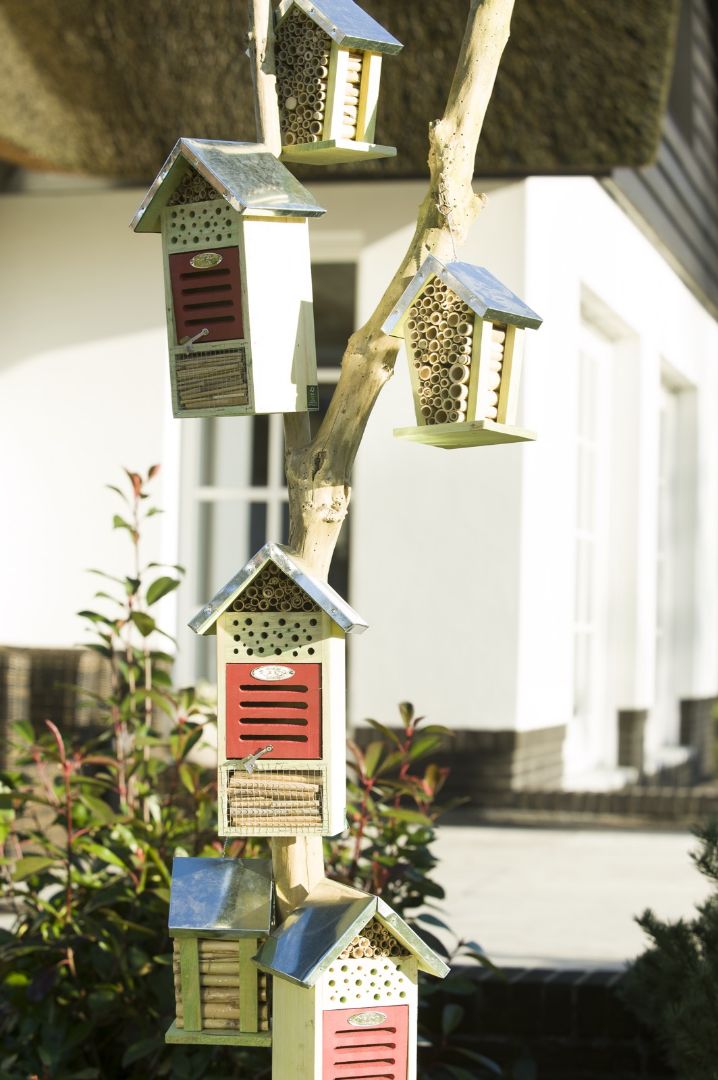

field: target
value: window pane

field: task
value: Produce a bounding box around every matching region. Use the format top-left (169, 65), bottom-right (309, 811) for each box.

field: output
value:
top-left (311, 263), bottom-right (356, 369)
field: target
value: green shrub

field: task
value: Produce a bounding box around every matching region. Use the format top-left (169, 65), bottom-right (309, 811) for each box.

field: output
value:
top-left (621, 821), bottom-right (718, 1080)
top-left (0, 468), bottom-right (499, 1079)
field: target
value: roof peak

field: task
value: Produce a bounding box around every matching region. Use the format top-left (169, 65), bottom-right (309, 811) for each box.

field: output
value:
top-left (189, 541), bottom-right (368, 636)
top-left (131, 139), bottom-right (325, 233)
top-left (254, 879), bottom-right (449, 985)
top-left (383, 255), bottom-right (543, 333)
top-left (277, 0), bottom-right (403, 54)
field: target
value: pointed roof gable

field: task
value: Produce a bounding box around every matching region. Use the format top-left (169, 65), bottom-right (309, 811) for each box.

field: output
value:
top-left (277, 0), bottom-right (402, 55)
top-left (383, 255), bottom-right (543, 334)
top-left (131, 138), bottom-right (326, 233)
top-left (168, 857), bottom-right (274, 938)
top-left (254, 879), bottom-right (449, 985)
top-left (189, 541), bottom-right (368, 636)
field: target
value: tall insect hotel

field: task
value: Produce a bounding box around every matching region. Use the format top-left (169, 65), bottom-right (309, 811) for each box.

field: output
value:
top-left (132, 0), bottom-right (540, 1074)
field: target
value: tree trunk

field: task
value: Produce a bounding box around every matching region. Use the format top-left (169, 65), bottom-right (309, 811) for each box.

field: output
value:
top-left (248, 0), bottom-right (517, 920)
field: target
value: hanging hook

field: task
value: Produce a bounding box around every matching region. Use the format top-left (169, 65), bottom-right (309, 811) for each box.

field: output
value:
top-left (183, 327), bottom-right (210, 352)
top-left (241, 745), bottom-right (274, 773)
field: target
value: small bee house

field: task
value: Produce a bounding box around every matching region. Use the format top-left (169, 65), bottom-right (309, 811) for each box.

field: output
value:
top-left (255, 880), bottom-right (449, 1080)
top-left (276, 0), bottom-right (403, 165)
top-left (131, 139), bottom-right (325, 418)
top-left (165, 856), bottom-right (274, 1047)
top-left (189, 542), bottom-right (368, 838)
top-left (383, 256), bottom-right (543, 449)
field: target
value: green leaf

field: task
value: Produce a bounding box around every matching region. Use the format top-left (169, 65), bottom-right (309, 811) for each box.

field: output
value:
top-left (131, 612), bottom-right (156, 637)
top-left (13, 856), bottom-right (57, 879)
top-left (363, 740), bottom-right (384, 779)
top-left (386, 808), bottom-right (432, 826)
top-left (178, 764), bottom-right (195, 795)
top-left (365, 718), bottom-right (402, 747)
top-left (106, 484), bottom-right (129, 504)
top-left (112, 514), bottom-right (133, 532)
top-left (416, 912), bottom-right (451, 930)
top-left (146, 576), bottom-right (180, 605)
top-left (79, 794), bottom-right (116, 825)
top-left (408, 732), bottom-right (443, 760)
top-left (456, 1048), bottom-right (504, 1075)
top-left (78, 841), bottom-right (128, 872)
top-left (145, 507), bottom-right (164, 518)
top-left (441, 1002), bottom-right (464, 1036)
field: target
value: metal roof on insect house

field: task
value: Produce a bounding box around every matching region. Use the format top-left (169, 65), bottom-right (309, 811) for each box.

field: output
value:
top-left (383, 255), bottom-right (543, 449)
top-left (190, 543), bottom-right (368, 840)
top-left (131, 138), bottom-right (325, 419)
top-left (275, 0), bottom-right (403, 165)
top-left (165, 856), bottom-right (274, 1048)
top-left (255, 879), bottom-right (448, 1080)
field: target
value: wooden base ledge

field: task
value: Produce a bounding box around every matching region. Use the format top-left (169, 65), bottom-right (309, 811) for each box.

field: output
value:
top-left (165, 1021), bottom-right (272, 1047)
top-left (394, 419), bottom-right (537, 449)
top-left (281, 139), bottom-right (397, 164)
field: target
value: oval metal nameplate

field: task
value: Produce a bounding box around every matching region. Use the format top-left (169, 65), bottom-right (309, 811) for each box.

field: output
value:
top-left (251, 665), bottom-right (295, 682)
top-left (347, 1011), bottom-right (387, 1028)
top-left (190, 251), bottom-right (223, 269)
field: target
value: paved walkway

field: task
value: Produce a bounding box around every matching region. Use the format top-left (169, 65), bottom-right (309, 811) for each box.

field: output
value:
top-left (433, 825), bottom-right (713, 968)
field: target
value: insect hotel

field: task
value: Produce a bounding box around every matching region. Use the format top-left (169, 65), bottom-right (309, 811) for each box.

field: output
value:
top-left (255, 879), bottom-right (449, 1079)
top-left (383, 256), bottom-right (543, 449)
top-left (189, 542), bottom-right (368, 839)
top-left (131, 138), bottom-right (325, 418)
top-left (166, 856), bottom-right (274, 1047)
top-left (275, 0), bottom-right (403, 164)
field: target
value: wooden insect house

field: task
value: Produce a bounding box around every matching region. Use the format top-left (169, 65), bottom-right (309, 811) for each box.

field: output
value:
top-left (131, 138), bottom-right (325, 418)
top-left (255, 879), bottom-right (449, 1079)
top-left (383, 256), bottom-right (543, 449)
top-left (189, 542), bottom-right (368, 839)
top-left (275, 0), bottom-right (403, 165)
top-left (166, 856), bottom-right (274, 1047)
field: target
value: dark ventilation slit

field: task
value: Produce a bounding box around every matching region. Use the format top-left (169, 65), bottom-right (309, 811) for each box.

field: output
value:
top-left (183, 299), bottom-right (234, 312)
top-left (186, 315), bottom-right (235, 325)
top-left (180, 267), bottom-right (230, 280)
top-left (182, 283), bottom-right (233, 295)
top-left (238, 700), bottom-right (308, 710)
top-left (239, 684), bottom-right (308, 693)
top-left (240, 717), bottom-right (308, 727)
top-left (239, 734), bottom-right (308, 742)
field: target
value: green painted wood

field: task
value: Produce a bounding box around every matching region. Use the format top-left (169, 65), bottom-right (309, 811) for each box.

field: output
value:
top-left (165, 1021), bottom-right (272, 1047)
top-left (238, 938), bottom-right (259, 1033)
top-left (179, 938), bottom-right (202, 1031)
top-left (393, 420), bottom-right (536, 450)
top-left (281, 139), bottom-right (396, 164)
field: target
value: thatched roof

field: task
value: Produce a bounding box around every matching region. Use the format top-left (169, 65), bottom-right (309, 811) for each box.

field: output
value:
top-left (0, 0), bottom-right (678, 182)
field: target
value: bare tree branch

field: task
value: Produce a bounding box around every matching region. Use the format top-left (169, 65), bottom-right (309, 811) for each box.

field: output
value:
top-left (286, 0), bottom-right (516, 577)
top-left (248, 0), bottom-right (516, 916)
top-left (248, 0), bottom-right (282, 157)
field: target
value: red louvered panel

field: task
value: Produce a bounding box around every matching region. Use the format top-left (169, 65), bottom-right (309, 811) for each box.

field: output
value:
top-left (322, 1005), bottom-right (409, 1080)
top-left (226, 663), bottom-right (322, 760)
top-left (169, 247), bottom-right (244, 344)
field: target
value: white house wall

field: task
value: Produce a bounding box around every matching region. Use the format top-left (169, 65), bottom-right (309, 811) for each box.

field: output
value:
top-left (521, 177), bottom-right (718, 775)
top-left (0, 188), bottom-right (180, 646)
top-left (2, 176), bottom-right (717, 785)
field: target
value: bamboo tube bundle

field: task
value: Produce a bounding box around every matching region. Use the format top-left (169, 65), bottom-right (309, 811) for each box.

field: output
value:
top-left (231, 563), bottom-right (320, 613)
top-left (227, 769), bottom-right (323, 830)
top-left (336, 918), bottom-right (410, 959)
top-left (175, 350), bottom-right (250, 411)
top-left (407, 280), bottom-right (476, 425)
top-left (474, 322), bottom-right (507, 421)
top-left (173, 940), bottom-right (271, 1031)
top-left (276, 7), bottom-right (331, 146)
